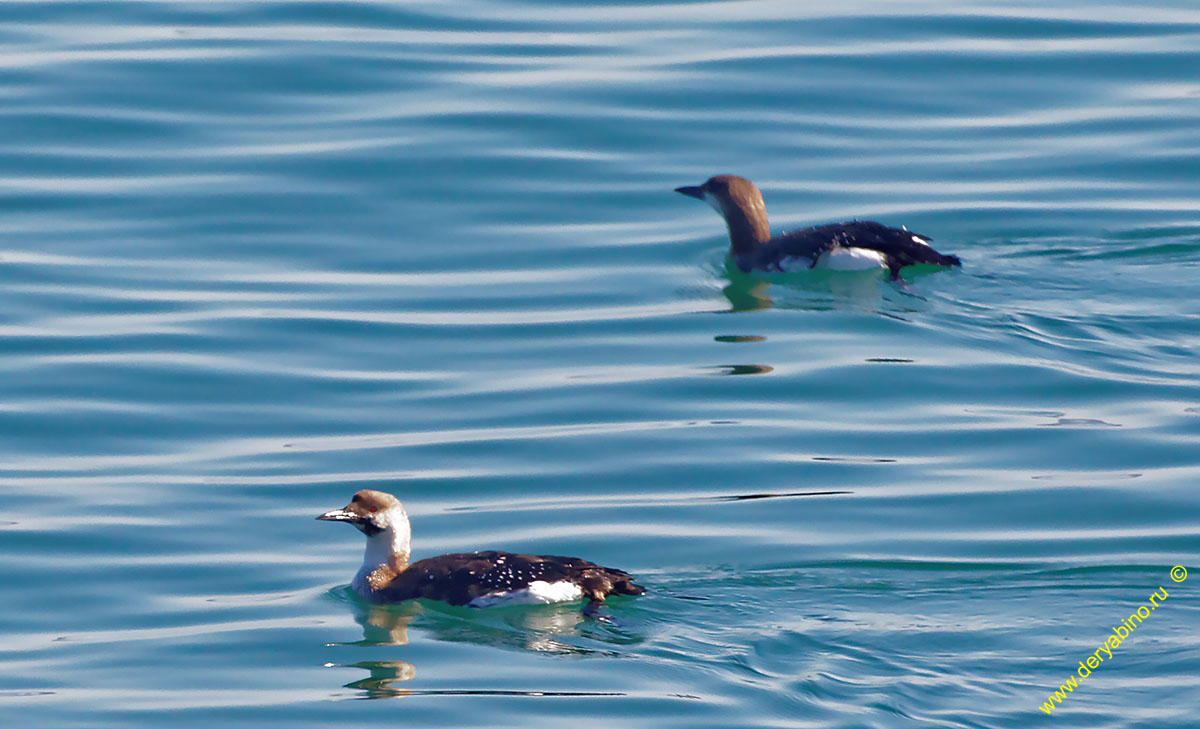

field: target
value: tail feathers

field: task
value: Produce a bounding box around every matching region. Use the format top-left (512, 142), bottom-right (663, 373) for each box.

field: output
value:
top-left (582, 570), bottom-right (645, 604)
top-left (614, 579), bottom-right (646, 596)
top-left (890, 250), bottom-right (961, 279)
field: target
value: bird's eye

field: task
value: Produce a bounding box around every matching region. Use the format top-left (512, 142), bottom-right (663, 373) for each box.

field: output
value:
top-left (369, 507), bottom-right (377, 513)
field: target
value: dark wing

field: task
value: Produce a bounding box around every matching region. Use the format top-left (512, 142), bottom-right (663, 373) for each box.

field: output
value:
top-left (758, 221), bottom-right (960, 275)
top-left (818, 221), bottom-right (961, 270)
top-left (750, 225), bottom-right (838, 266)
top-left (378, 551), bottom-right (644, 606)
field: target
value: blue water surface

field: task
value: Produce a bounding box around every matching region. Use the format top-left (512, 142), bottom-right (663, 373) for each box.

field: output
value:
top-left (1, 2), bottom-right (1198, 727)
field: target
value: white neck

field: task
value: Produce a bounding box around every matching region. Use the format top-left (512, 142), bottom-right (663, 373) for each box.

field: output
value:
top-left (353, 506), bottom-right (411, 591)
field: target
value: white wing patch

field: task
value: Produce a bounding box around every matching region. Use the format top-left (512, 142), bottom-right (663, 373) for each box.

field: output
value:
top-left (467, 580), bottom-right (584, 608)
top-left (815, 247), bottom-right (888, 271)
top-left (911, 235), bottom-right (931, 247)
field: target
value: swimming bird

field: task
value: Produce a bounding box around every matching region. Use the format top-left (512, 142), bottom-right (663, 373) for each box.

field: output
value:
top-left (318, 490), bottom-right (645, 609)
top-left (675, 174), bottom-right (961, 278)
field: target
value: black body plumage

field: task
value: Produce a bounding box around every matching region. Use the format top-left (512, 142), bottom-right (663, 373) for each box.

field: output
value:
top-left (374, 550), bottom-right (645, 607)
top-left (743, 220), bottom-right (962, 278)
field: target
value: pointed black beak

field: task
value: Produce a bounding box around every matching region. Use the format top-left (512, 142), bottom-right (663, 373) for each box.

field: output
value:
top-left (316, 507), bottom-right (358, 523)
top-left (675, 185), bottom-right (705, 200)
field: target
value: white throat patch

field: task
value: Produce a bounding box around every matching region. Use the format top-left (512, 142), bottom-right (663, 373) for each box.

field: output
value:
top-left (352, 506), bottom-right (411, 596)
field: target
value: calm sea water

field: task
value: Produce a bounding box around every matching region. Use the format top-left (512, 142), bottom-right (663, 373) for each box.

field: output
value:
top-left (1, 2), bottom-right (1198, 727)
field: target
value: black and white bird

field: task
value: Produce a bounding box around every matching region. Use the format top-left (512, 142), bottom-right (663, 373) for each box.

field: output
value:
top-left (318, 490), bottom-right (645, 609)
top-left (675, 174), bottom-right (961, 279)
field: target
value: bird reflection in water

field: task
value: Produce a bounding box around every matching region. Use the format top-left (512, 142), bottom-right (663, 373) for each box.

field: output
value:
top-left (721, 276), bottom-right (773, 312)
top-left (323, 599), bottom-right (419, 698)
top-left (339, 659), bottom-right (418, 699)
top-left (718, 255), bottom-right (931, 316)
top-left (346, 598), bottom-right (421, 646)
top-left (329, 596), bottom-right (640, 699)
